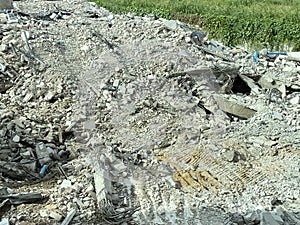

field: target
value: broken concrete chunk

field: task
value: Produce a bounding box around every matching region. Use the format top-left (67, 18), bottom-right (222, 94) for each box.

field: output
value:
top-left (287, 52), bottom-right (300, 62)
top-left (83, 120), bottom-right (96, 130)
top-left (12, 134), bottom-right (20, 143)
top-left (0, 218), bottom-right (9, 225)
top-left (248, 136), bottom-right (267, 146)
top-left (213, 95), bottom-right (256, 119)
top-left (49, 210), bottom-right (63, 221)
top-left (81, 44), bottom-right (90, 52)
top-left (60, 179), bottom-right (72, 189)
top-left (163, 19), bottom-right (178, 31)
top-left (44, 91), bottom-right (56, 101)
top-left (94, 168), bottom-right (112, 207)
top-left (260, 211), bottom-right (283, 225)
top-left (0, 44), bottom-right (8, 52)
top-left (289, 95), bottom-right (299, 105)
top-left (60, 209), bottom-right (76, 225)
top-left (222, 149), bottom-right (236, 162)
top-left (40, 209), bottom-right (49, 218)
top-left (23, 92), bottom-right (34, 103)
top-left (0, 13), bottom-right (7, 23)
top-left (244, 210), bottom-right (260, 223)
top-left (113, 79), bottom-right (119, 87)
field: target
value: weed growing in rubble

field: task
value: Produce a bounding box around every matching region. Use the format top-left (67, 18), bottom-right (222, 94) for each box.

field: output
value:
top-left (90, 0), bottom-right (300, 50)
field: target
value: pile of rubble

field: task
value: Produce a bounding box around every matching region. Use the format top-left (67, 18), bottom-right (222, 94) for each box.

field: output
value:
top-left (0, 0), bottom-right (300, 224)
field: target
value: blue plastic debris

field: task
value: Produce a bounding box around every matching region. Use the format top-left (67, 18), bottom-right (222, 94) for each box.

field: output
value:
top-left (267, 51), bottom-right (287, 56)
top-left (253, 50), bottom-right (259, 64)
top-left (40, 164), bottom-right (48, 176)
top-left (267, 51), bottom-right (287, 58)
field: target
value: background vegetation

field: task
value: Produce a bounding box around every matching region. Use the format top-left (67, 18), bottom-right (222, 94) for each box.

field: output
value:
top-left (90, 0), bottom-right (300, 50)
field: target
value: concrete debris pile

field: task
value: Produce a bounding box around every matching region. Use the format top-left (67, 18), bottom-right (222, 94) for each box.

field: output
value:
top-left (0, 0), bottom-right (299, 224)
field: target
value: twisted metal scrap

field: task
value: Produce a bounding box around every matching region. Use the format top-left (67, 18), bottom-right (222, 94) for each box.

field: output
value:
top-left (100, 199), bottom-right (139, 225)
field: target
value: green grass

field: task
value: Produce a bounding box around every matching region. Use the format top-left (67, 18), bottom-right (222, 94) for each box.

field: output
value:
top-left (90, 0), bottom-right (300, 50)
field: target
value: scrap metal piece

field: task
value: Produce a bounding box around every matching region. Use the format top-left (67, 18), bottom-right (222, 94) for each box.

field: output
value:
top-left (94, 160), bottom-right (139, 224)
top-left (57, 164), bottom-right (68, 179)
top-left (100, 199), bottom-right (140, 225)
top-left (196, 45), bottom-right (234, 62)
top-left (92, 31), bottom-right (116, 50)
top-left (190, 31), bottom-right (207, 45)
top-left (0, 199), bottom-right (10, 209)
top-left (190, 31), bottom-right (233, 62)
top-left (0, 191), bottom-right (46, 205)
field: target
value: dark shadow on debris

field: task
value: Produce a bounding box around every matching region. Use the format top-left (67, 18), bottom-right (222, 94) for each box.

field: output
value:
top-left (0, 137), bottom-right (75, 185)
top-left (231, 75), bottom-right (252, 95)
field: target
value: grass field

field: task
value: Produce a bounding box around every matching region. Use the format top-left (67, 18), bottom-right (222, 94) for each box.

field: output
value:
top-left (90, 0), bottom-right (300, 50)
